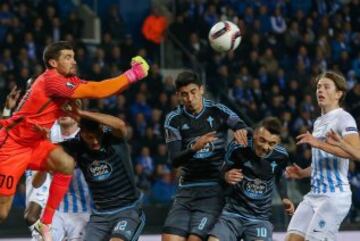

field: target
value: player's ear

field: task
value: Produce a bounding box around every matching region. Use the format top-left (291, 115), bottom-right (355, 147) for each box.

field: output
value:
top-left (48, 59), bottom-right (58, 68)
top-left (335, 90), bottom-right (343, 101)
top-left (274, 135), bottom-right (281, 145)
top-left (199, 85), bottom-right (205, 95)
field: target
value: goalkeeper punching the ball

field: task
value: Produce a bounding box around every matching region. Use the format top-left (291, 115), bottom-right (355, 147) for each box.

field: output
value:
top-left (0, 41), bottom-right (149, 241)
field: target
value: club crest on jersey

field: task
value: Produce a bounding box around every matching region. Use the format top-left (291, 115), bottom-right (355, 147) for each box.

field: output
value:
top-left (318, 220), bottom-right (326, 228)
top-left (270, 161), bottom-right (277, 173)
top-left (88, 160), bottom-right (112, 181)
top-left (207, 116), bottom-right (214, 128)
top-left (66, 81), bottom-right (76, 89)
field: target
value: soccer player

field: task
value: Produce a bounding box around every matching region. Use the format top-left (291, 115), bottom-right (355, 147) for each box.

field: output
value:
top-left (208, 117), bottom-right (294, 241)
top-left (0, 41), bottom-right (149, 240)
top-left (50, 117), bottom-right (91, 241)
top-left (1, 85), bottom-right (51, 241)
top-left (60, 108), bottom-right (145, 241)
top-left (162, 71), bottom-right (249, 241)
top-left (286, 71), bottom-right (360, 241)
top-left (24, 170), bottom-right (52, 241)
top-left (25, 116), bottom-right (91, 241)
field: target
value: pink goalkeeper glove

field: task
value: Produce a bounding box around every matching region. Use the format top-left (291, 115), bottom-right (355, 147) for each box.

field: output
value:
top-left (124, 56), bottom-right (150, 83)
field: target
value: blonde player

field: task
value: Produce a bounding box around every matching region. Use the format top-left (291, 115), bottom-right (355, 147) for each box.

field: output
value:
top-left (286, 71), bottom-right (360, 241)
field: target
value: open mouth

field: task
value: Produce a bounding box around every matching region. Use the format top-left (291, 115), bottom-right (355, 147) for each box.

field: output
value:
top-left (317, 95), bottom-right (325, 101)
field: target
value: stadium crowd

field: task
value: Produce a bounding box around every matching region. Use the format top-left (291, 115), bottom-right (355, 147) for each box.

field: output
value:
top-left (0, 0), bottom-right (359, 221)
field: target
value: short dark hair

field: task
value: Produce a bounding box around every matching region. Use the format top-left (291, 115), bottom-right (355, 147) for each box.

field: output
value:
top-left (43, 41), bottom-right (74, 68)
top-left (79, 118), bottom-right (101, 133)
top-left (315, 70), bottom-right (347, 104)
top-left (257, 116), bottom-right (282, 136)
top-left (175, 71), bottom-right (203, 90)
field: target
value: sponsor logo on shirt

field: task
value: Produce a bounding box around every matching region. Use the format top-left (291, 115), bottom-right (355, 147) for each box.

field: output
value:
top-left (88, 160), bottom-right (112, 181)
top-left (188, 139), bottom-right (215, 159)
top-left (242, 177), bottom-right (268, 199)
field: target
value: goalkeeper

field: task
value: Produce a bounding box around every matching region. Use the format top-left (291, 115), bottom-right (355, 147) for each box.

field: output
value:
top-left (0, 41), bottom-right (149, 241)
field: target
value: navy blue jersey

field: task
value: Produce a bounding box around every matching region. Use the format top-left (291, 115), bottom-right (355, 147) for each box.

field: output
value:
top-left (224, 138), bottom-right (289, 220)
top-left (62, 131), bottom-right (140, 211)
top-left (164, 98), bottom-right (247, 184)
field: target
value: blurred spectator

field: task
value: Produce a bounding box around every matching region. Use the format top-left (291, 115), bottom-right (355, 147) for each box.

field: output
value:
top-left (349, 161), bottom-right (360, 222)
top-left (346, 82), bottom-right (360, 124)
top-left (162, 75), bottom-right (176, 96)
top-left (150, 108), bottom-right (164, 139)
top-left (188, 32), bottom-right (208, 63)
top-left (258, 5), bottom-right (271, 34)
top-left (63, 11), bottom-right (83, 38)
top-left (259, 48), bottom-right (279, 76)
top-left (102, 5), bottom-right (125, 41)
top-left (0, 3), bottom-right (14, 41)
top-left (292, 109), bottom-right (313, 134)
top-left (133, 112), bottom-right (148, 139)
top-left (154, 144), bottom-right (168, 172)
top-left (169, 13), bottom-right (189, 44)
top-left (135, 146), bottom-right (154, 191)
top-left (121, 34), bottom-right (137, 64)
top-left (23, 32), bottom-right (38, 60)
top-left (142, 6), bottom-right (169, 60)
top-left (271, 7), bottom-right (287, 35)
top-left (130, 93), bottom-right (152, 121)
top-left (150, 166), bottom-right (176, 204)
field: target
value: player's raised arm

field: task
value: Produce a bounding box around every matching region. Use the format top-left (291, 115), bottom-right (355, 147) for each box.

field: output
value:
top-left (70, 56), bottom-right (149, 99)
top-left (76, 110), bottom-right (127, 138)
top-left (42, 42), bottom-right (149, 99)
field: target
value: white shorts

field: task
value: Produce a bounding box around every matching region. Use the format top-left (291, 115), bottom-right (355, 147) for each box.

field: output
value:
top-left (25, 171), bottom-right (51, 208)
top-left (287, 192), bottom-right (351, 241)
top-left (52, 211), bottom-right (90, 241)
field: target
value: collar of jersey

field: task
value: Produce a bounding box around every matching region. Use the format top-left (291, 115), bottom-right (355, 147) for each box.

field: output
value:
top-left (319, 107), bottom-right (342, 119)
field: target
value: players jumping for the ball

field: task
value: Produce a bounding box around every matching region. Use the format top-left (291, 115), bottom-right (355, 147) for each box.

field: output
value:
top-left (208, 117), bottom-right (294, 241)
top-left (162, 71), bottom-right (249, 241)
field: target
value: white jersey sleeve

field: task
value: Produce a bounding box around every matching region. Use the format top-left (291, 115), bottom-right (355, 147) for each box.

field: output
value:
top-left (337, 111), bottom-right (358, 137)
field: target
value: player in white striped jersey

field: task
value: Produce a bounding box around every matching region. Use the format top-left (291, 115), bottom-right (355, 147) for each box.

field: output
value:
top-left (25, 116), bottom-right (91, 241)
top-left (50, 118), bottom-right (91, 241)
top-left (286, 71), bottom-right (360, 241)
top-left (25, 170), bottom-right (52, 241)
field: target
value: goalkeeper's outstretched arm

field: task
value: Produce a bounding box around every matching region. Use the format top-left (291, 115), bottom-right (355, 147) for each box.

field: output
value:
top-left (71, 56), bottom-right (149, 99)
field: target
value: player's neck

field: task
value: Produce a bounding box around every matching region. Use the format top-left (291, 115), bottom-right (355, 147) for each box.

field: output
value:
top-left (193, 101), bottom-right (204, 114)
top-left (60, 124), bottom-right (78, 137)
top-left (321, 103), bottom-right (340, 115)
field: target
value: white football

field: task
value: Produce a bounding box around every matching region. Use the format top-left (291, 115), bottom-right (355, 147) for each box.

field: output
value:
top-left (208, 21), bottom-right (242, 52)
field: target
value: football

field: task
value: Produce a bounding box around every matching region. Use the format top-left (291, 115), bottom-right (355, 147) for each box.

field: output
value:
top-left (208, 21), bottom-right (242, 52)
